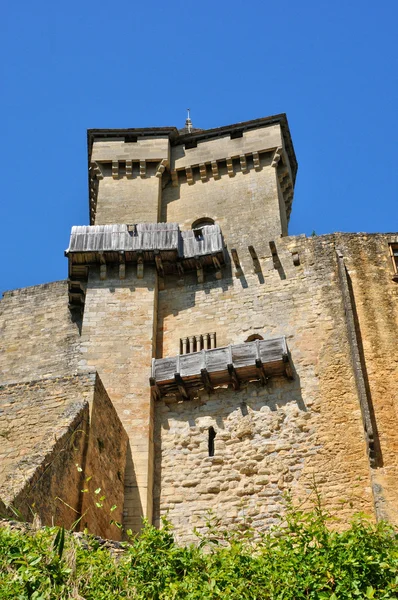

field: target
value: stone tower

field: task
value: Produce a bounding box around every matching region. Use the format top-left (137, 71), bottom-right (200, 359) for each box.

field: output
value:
top-left (2, 114), bottom-right (398, 542)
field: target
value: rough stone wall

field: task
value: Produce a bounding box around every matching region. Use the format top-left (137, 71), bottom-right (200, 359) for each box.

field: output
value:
top-left (162, 154), bottom-right (284, 244)
top-left (80, 374), bottom-right (128, 539)
top-left (0, 373), bottom-right (92, 528)
top-left (0, 281), bottom-right (81, 384)
top-left (80, 265), bottom-right (158, 532)
top-left (337, 233), bottom-right (398, 523)
top-left (0, 371), bottom-right (128, 539)
top-left (154, 235), bottom-right (378, 543)
top-left (94, 163), bottom-right (161, 225)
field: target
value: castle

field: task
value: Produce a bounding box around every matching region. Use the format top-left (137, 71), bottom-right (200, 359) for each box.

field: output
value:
top-left (1, 113), bottom-right (398, 543)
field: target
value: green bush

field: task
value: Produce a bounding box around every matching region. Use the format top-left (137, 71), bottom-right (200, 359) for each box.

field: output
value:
top-left (1, 505), bottom-right (398, 599)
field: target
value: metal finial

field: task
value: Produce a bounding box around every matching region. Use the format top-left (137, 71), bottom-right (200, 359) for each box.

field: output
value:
top-left (185, 108), bottom-right (193, 133)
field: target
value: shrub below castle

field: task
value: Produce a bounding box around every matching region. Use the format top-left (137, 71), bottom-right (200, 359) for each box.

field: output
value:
top-left (1, 504), bottom-right (398, 599)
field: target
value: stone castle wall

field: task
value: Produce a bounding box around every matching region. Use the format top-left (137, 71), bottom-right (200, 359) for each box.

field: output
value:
top-left (0, 281), bottom-right (81, 384)
top-left (0, 371), bottom-right (127, 539)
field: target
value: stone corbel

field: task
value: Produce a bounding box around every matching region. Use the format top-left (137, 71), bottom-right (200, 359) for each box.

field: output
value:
top-left (226, 157), bottom-right (234, 177)
top-left (199, 163), bottom-right (207, 182)
top-left (112, 160), bottom-right (119, 179)
top-left (156, 158), bottom-right (168, 179)
top-left (171, 170), bottom-right (179, 187)
top-left (271, 146), bottom-right (283, 168)
top-left (186, 166), bottom-right (194, 185)
top-left (140, 160), bottom-right (146, 178)
top-left (211, 160), bottom-right (220, 179)
top-left (90, 161), bottom-right (104, 180)
top-left (240, 154), bottom-right (248, 173)
top-left (126, 160), bottom-right (133, 179)
top-left (252, 152), bottom-right (261, 171)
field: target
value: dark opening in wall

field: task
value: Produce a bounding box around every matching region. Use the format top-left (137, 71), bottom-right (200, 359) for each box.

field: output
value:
top-left (124, 135), bottom-right (138, 143)
top-left (230, 130), bottom-right (243, 139)
top-left (245, 334), bottom-right (264, 342)
top-left (208, 427), bottom-right (216, 457)
top-left (185, 139), bottom-right (198, 149)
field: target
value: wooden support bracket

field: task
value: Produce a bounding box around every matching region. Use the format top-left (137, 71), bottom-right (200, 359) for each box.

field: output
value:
top-left (154, 251), bottom-right (164, 277)
top-left (212, 256), bottom-right (222, 280)
top-left (227, 364), bottom-right (240, 390)
top-left (119, 252), bottom-right (126, 280)
top-left (150, 377), bottom-right (161, 401)
top-left (195, 256), bottom-right (204, 284)
top-left (99, 252), bottom-right (106, 280)
top-left (248, 245), bottom-right (262, 273)
top-left (269, 241), bottom-right (281, 269)
top-left (174, 373), bottom-right (189, 400)
top-left (137, 253), bottom-right (144, 279)
top-left (255, 359), bottom-right (268, 386)
top-left (200, 368), bottom-right (214, 394)
top-left (231, 248), bottom-right (243, 277)
top-left (282, 352), bottom-right (294, 380)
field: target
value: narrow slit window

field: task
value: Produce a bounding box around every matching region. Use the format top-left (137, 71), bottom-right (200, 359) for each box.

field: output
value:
top-left (208, 426), bottom-right (216, 457)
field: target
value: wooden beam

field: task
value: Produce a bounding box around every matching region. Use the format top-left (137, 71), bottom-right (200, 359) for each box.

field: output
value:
top-left (248, 245), bottom-right (261, 273)
top-left (269, 241), bottom-right (281, 270)
top-left (227, 364), bottom-right (240, 390)
top-left (154, 251), bottom-right (164, 277)
top-left (231, 248), bottom-right (243, 277)
top-left (255, 359), bottom-right (268, 386)
top-left (195, 257), bottom-right (204, 284)
top-left (283, 353), bottom-right (294, 380)
top-left (119, 252), bottom-right (126, 280)
top-left (174, 373), bottom-right (189, 400)
top-left (201, 368), bottom-right (214, 394)
top-left (137, 253), bottom-right (144, 279)
top-left (149, 377), bottom-right (161, 401)
top-left (212, 255), bottom-right (222, 279)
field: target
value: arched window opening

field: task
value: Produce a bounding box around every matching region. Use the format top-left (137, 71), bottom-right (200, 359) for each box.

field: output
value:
top-left (192, 217), bottom-right (215, 240)
top-left (244, 334), bottom-right (264, 343)
top-left (208, 426), bottom-right (216, 457)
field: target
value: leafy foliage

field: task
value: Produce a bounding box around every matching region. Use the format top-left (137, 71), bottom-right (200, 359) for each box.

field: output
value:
top-left (1, 505), bottom-right (398, 599)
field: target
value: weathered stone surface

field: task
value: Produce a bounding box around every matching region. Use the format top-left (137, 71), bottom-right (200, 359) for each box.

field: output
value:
top-left (0, 372), bottom-right (127, 540)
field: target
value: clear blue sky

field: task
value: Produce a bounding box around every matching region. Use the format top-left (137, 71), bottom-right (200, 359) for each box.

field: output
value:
top-left (1, 1), bottom-right (397, 292)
